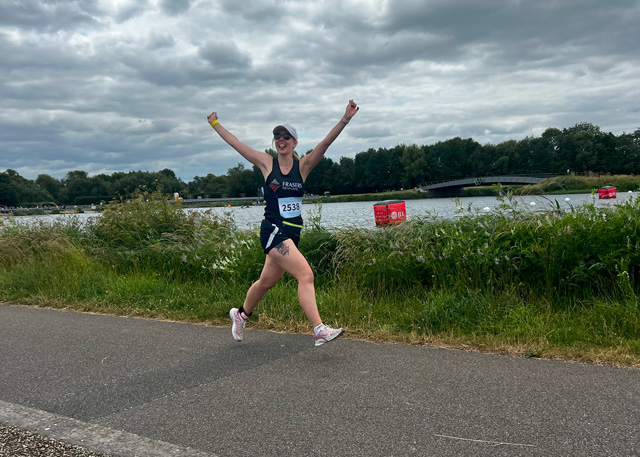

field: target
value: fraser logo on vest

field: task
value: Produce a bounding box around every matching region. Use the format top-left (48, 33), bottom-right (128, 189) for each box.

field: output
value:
top-left (269, 179), bottom-right (302, 192)
top-left (269, 179), bottom-right (281, 192)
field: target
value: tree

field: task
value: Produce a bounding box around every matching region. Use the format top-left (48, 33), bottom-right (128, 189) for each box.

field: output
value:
top-left (0, 169), bottom-right (53, 206)
top-left (35, 174), bottom-right (63, 202)
top-left (614, 129), bottom-right (640, 174)
top-left (0, 173), bottom-right (20, 206)
top-left (305, 157), bottom-right (335, 195)
top-left (400, 144), bottom-right (427, 188)
top-left (354, 147), bottom-right (402, 193)
top-left (62, 170), bottom-right (92, 204)
top-left (227, 163), bottom-right (260, 197)
top-left (334, 157), bottom-right (356, 195)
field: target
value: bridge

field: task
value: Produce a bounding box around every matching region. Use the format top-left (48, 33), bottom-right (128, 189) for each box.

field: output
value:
top-left (420, 175), bottom-right (552, 192)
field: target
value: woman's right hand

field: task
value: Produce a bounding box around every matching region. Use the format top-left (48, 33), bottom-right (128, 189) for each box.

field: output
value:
top-left (207, 112), bottom-right (218, 124)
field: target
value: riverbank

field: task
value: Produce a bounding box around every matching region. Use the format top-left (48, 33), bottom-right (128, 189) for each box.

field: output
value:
top-left (1, 190), bottom-right (638, 367)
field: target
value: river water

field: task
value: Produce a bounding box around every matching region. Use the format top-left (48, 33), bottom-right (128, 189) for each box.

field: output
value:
top-left (3, 192), bottom-right (636, 231)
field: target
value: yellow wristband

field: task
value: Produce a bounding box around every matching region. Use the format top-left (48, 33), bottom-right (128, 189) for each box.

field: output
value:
top-left (210, 120), bottom-right (219, 127)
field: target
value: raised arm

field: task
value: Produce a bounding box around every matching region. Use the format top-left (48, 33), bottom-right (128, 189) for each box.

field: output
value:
top-left (300, 100), bottom-right (359, 180)
top-left (207, 112), bottom-right (272, 176)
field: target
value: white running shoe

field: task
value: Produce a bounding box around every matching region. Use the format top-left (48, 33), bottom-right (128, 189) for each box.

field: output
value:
top-left (314, 324), bottom-right (344, 346)
top-left (230, 308), bottom-right (246, 342)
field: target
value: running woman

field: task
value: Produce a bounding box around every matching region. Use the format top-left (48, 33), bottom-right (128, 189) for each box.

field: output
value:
top-left (207, 100), bottom-right (359, 346)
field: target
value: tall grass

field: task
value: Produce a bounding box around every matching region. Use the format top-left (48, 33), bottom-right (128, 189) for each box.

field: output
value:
top-left (82, 192), bottom-right (265, 282)
top-left (1, 190), bottom-right (639, 365)
top-left (330, 193), bottom-right (640, 302)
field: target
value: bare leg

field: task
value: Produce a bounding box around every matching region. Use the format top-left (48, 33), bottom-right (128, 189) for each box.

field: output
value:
top-left (242, 255), bottom-right (285, 315)
top-left (265, 240), bottom-right (322, 327)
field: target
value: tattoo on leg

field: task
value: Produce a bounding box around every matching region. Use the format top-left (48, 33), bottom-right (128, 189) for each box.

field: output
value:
top-left (275, 241), bottom-right (290, 256)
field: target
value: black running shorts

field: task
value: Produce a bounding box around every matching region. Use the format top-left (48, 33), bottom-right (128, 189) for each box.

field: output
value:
top-left (260, 219), bottom-right (302, 254)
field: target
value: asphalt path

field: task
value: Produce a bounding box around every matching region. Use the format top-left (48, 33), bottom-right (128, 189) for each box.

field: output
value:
top-left (0, 303), bottom-right (638, 457)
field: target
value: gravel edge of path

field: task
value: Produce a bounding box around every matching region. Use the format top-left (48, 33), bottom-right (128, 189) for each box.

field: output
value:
top-left (0, 425), bottom-right (113, 457)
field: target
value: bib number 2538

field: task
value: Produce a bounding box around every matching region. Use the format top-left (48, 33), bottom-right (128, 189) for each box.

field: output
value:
top-left (278, 197), bottom-right (302, 218)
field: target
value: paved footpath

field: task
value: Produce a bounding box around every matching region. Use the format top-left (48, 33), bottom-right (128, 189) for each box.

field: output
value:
top-left (1, 303), bottom-right (638, 457)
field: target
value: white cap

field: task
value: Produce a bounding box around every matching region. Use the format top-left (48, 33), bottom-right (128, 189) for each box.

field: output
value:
top-left (273, 123), bottom-right (298, 140)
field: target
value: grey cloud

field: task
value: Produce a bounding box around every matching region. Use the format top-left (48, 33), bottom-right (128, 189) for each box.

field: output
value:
top-left (0, 0), bottom-right (103, 32)
top-left (217, 0), bottom-right (280, 23)
top-left (199, 41), bottom-right (252, 69)
top-left (146, 32), bottom-right (176, 50)
top-left (348, 123), bottom-right (394, 140)
top-left (130, 54), bottom-right (253, 87)
top-left (0, 34), bottom-right (87, 75)
top-left (380, 0), bottom-right (640, 67)
top-left (160, 0), bottom-right (191, 16)
top-left (115, 0), bottom-right (150, 23)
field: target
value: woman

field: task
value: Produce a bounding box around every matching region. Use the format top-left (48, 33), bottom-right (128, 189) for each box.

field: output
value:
top-left (207, 100), bottom-right (359, 346)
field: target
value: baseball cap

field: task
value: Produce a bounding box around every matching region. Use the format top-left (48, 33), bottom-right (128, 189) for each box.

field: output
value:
top-left (273, 123), bottom-right (298, 140)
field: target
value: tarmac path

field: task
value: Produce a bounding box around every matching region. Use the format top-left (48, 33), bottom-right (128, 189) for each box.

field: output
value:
top-left (0, 303), bottom-right (638, 456)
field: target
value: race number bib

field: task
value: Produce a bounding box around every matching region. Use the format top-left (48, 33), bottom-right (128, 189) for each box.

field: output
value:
top-left (278, 197), bottom-right (302, 218)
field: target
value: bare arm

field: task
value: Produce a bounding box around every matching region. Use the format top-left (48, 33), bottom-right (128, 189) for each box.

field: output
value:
top-left (207, 112), bottom-right (272, 176)
top-left (300, 100), bottom-right (359, 180)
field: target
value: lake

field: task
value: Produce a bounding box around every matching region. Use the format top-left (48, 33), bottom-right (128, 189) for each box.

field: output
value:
top-left (4, 192), bottom-right (636, 230)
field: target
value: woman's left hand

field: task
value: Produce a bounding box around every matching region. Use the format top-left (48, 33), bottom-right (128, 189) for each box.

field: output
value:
top-left (344, 99), bottom-right (359, 121)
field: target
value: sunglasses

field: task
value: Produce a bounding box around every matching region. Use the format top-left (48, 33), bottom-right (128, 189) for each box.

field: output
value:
top-left (274, 133), bottom-right (293, 140)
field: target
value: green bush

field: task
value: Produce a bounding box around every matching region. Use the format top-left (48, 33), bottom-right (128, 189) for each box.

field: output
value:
top-left (83, 191), bottom-right (263, 283)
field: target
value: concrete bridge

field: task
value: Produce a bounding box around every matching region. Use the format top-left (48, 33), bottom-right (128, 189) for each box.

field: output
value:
top-left (420, 175), bottom-right (552, 192)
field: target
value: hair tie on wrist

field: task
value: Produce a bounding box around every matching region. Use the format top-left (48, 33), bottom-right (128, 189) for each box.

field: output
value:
top-left (341, 117), bottom-right (349, 125)
top-left (210, 120), bottom-right (219, 127)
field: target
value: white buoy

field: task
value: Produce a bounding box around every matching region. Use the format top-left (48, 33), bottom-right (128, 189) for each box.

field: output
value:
top-left (482, 206), bottom-right (491, 212)
top-left (565, 198), bottom-right (570, 202)
top-left (530, 202), bottom-right (536, 206)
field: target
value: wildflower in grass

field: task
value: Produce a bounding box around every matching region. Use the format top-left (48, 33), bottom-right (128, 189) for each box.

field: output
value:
top-left (417, 255), bottom-right (425, 263)
top-left (181, 254), bottom-right (187, 263)
top-left (477, 249), bottom-right (484, 255)
top-left (494, 258), bottom-right (499, 265)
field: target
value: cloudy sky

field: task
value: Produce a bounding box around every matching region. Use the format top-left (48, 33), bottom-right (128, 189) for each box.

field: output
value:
top-left (1, 0), bottom-right (639, 182)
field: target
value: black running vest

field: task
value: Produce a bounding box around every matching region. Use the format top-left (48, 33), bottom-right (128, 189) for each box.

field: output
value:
top-left (263, 156), bottom-right (304, 226)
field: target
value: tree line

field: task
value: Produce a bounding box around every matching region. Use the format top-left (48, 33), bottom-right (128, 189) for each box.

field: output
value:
top-left (1, 122), bottom-right (639, 207)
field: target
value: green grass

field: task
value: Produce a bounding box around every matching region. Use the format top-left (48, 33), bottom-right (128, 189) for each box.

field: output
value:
top-left (1, 189), bottom-right (639, 367)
